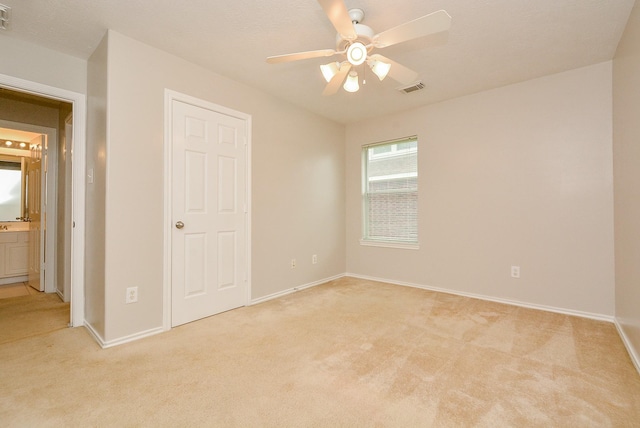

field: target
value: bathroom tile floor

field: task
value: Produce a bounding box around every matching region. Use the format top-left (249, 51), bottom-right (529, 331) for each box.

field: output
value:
top-left (0, 282), bottom-right (41, 300)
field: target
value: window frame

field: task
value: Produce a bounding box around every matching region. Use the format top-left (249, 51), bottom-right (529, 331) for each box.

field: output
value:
top-left (360, 136), bottom-right (419, 250)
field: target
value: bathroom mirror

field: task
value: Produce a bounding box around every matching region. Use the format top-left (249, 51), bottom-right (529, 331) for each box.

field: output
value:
top-left (0, 156), bottom-right (26, 222)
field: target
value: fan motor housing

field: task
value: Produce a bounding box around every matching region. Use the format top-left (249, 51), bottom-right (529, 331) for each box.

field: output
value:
top-left (336, 23), bottom-right (375, 51)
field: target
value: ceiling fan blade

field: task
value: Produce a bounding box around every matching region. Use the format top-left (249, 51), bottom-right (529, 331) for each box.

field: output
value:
top-left (317, 0), bottom-right (357, 40)
top-left (373, 10), bottom-right (451, 48)
top-left (322, 63), bottom-right (351, 96)
top-left (267, 49), bottom-right (337, 64)
top-left (369, 54), bottom-right (418, 85)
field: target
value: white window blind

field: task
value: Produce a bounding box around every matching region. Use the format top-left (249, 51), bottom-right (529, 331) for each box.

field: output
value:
top-left (362, 137), bottom-right (418, 245)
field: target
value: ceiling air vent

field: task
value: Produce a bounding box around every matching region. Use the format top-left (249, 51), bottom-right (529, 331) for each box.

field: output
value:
top-left (0, 4), bottom-right (10, 30)
top-left (397, 81), bottom-right (425, 94)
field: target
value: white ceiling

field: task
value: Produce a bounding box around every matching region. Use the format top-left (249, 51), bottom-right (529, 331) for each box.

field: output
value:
top-left (0, 0), bottom-right (634, 124)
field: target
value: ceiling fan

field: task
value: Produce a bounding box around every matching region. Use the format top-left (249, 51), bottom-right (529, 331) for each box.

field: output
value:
top-left (266, 0), bottom-right (451, 95)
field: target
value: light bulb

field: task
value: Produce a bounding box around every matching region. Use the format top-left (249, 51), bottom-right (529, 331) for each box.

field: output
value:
top-left (343, 71), bottom-right (359, 93)
top-left (320, 62), bottom-right (340, 83)
top-left (369, 59), bottom-right (391, 81)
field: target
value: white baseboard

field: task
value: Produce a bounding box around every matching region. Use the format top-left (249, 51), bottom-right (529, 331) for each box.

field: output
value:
top-left (250, 273), bottom-right (346, 306)
top-left (614, 318), bottom-right (640, 375)
top-left (83, 321), bottom-right (106, 347)
top-left (84, 321), bottom-right (164, 349)
top-left (345, 273), bottom-right (614, 323)
top-left (83, 274), bottom-right (346, 348)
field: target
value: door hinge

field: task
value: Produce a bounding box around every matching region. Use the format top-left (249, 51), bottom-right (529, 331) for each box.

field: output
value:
top-left (0, 5), bottom-right (10, 30)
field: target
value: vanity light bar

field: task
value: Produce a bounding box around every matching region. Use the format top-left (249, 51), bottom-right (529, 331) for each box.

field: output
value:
top-left (1, 140), bottom-right (29, 149)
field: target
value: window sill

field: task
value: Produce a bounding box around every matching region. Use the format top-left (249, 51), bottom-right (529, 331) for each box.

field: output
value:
top-left (359, 239), bottom-right (420, 250)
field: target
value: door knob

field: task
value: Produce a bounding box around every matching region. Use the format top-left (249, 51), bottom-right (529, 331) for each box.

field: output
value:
top-left (175, 221), bottom-right (184, 229)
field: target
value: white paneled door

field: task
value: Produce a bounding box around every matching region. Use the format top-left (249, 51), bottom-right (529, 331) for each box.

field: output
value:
top-left (27, 135), bottom-right (44, 291)
top-left (171, 99), bottom-right (248, 327)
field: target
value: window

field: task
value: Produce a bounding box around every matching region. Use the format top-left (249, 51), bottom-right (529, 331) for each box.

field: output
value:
top-left (362, 137), bottom-right (418, 248)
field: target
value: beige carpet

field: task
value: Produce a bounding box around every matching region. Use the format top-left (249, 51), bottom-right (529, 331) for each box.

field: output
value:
top-left (0, 292), bottom-right (69, 345)
top-left (1, 277), bottom-right (639, 426)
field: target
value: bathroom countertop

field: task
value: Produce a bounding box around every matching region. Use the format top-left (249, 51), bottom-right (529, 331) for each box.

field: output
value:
top-left (0, 223), bottom-right (30, 232)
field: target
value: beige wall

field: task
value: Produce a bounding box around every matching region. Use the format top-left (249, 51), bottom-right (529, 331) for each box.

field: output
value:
top-left (346, 62), bottom-right (615, 317)
top-left (613, 1), bottom-right (640, 365)
top-left (95, 31), bottom-right (345, 342)
top-left (0, 36), bottom-right (86, 94)
top-left (85, 35), bottom-right (108, 338)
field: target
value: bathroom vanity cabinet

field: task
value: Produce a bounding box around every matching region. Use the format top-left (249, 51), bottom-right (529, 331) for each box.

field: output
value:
top-left (0, 231), bottom-right (30, 279)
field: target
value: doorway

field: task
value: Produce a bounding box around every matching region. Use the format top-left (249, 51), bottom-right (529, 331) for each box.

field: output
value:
top-left (0, 120), bottom-right (58, 296)
top-left (163, 90), bottom-right (251, 329)
top-left (0, 73), bottom-right (86, 327)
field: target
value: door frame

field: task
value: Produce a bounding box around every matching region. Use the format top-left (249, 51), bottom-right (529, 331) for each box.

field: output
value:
top-left (0, 73), bottom-right (86, 327)
top-left (162, 89), bottom-right (252, 331)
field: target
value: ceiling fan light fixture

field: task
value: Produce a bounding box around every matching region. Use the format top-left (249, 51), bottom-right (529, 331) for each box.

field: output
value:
top-left (320, 61), bottom-right (340, 83)
top-left (368, 59), bottom-right (391, 81)
top-left (343, 71), bottom-right (359, 93)
top-left (265, 3), bottom-right (451, 97)
top-left (346, 42), bottom-right (367, 66)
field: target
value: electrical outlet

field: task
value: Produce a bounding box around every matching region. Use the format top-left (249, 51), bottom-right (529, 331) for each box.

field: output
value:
top-left (511, 266), bottom-right (520, 279)
top-left (312, 254), bottom-right (318, 264)
top-left (291, 259), bottom-right (296, 269)
top-left (126, 286), bottom-right (138, 303)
